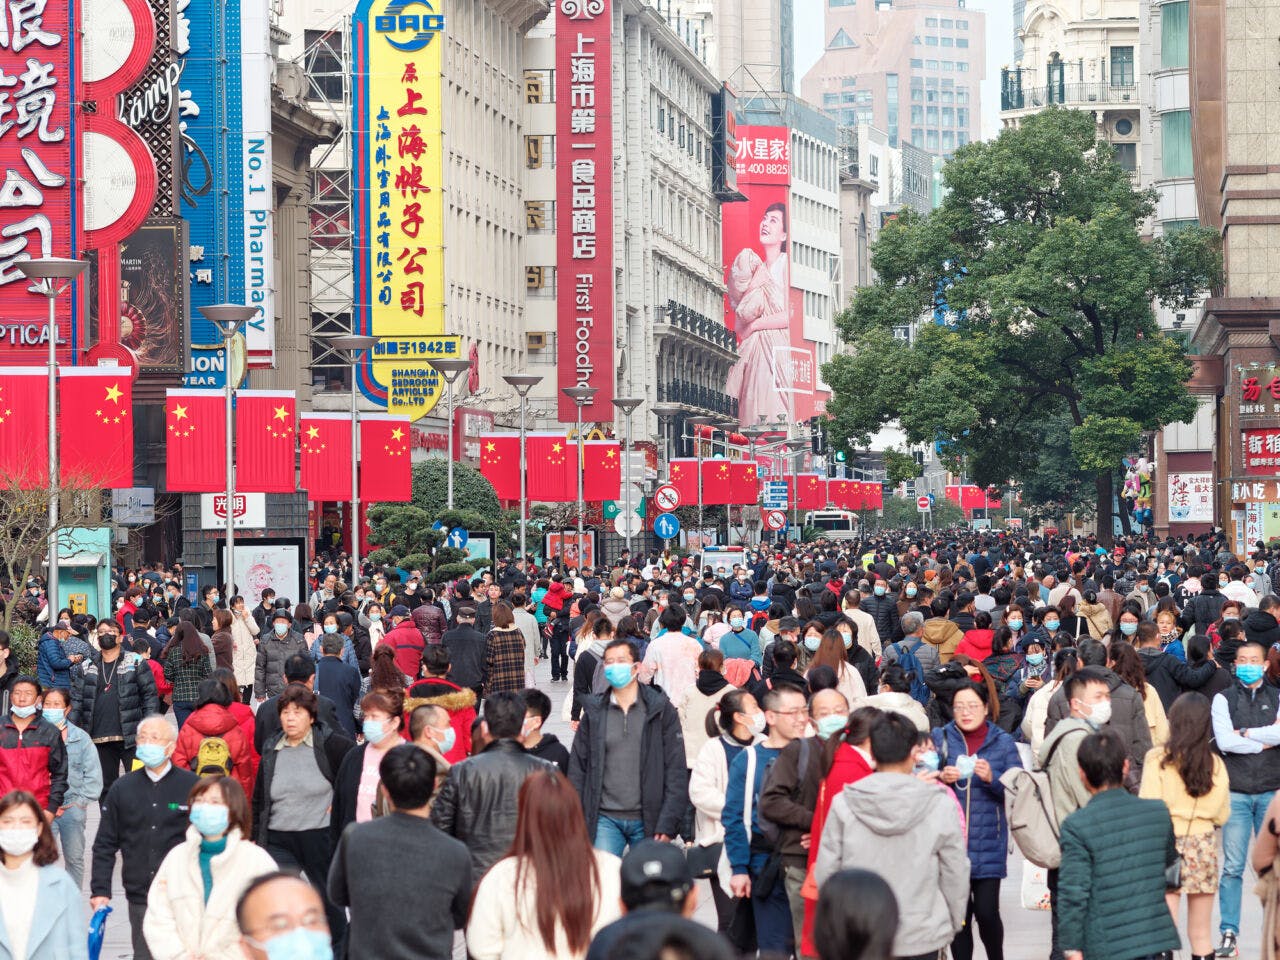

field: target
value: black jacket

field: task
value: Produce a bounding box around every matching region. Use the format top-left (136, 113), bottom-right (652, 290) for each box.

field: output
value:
top-left (440, 626), bottom-right (486, 690)
top-left (567, 685), bottom-right (688, 840)
top-left (91, 764), bottom-right (200, 902)
top-left (430, 739), bottom-right (552, 885)
top-left (253, 693), bottom-right (343, 754)
top-left (332, 742), bottom-right (374, 835)
top-left (1138, 647), bottom-right (1215, 711)
top-left (860, 593), bottom-right (902, 643)
top-left (1179, 589), bottom-right (1226, 635)
top-left (314, 657), bottom-right (361, 737)
top-left (1245, 609), bottom-right (1280, 648)
top-left (528, 733), bottom-right (570, 774)
top-left (70, 651), bottom-right (159, 748)
top-left (251, 724), bottom-right (355, 845)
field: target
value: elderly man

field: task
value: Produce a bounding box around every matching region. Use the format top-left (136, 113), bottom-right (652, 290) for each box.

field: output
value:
top-left (238, 872), bottom-right (332, 960)
top-left (91, 715), bottom-right (199, 960)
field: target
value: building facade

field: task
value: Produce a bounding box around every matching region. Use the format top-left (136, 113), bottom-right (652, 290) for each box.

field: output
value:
top-left (801, 0), bottom-right (985, 157)
top-left (685, 0), bottom-right (794, 94)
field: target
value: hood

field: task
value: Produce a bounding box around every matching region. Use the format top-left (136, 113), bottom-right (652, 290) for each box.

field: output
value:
top-left (1245, 609), bottom-right (1279, 630)
top-left (842, 773), bottom-right (944, 834)
top-left (600, 598), bottom-right (630, 615)
top-left (185, 704), bottom-right (238, 737)
top-left (404, 685), bottom-right (477, 714)
top-left (921, 619), bottom-right (960, 647)
top-left (533, 732), bottom-right (564, 750)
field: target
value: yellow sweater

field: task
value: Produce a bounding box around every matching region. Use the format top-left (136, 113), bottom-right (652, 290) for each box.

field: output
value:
top-left (1139, 748), bottom-right (1230, 835)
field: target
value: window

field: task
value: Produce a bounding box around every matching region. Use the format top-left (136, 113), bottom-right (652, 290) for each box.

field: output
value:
top-left (941, 107), bottom-right (954, 126)
top-left (926, 130), bottom-right (939, 150)
top-left (926, 59), bottom-right (938, 70)
top-left (829, 28), bottom-right (856, 48)
top-left (842, 77), bottom-right (858, 87)
top-left (1164, 218), bottom-right (1199, 235)
top-left (1161, 110), bottom-right (1192, 177)
top-left (829, 0), bottom-right (855, 6)
top-left (957, 107), bottom-right (969, 128)
top-left (912, 128), bottom-right (924, 145)
top-left (942, 130), bottom-right (955, 151)
top-left (941, 36), bottom-right (953, 46)
top-left (957, 87), bottom-right (970, 104)
top-left (1110, 46), bottom-right (1134, 86)
top-left (956, 37), bottom-right (969, 48)
top-left (870, 155), bottom-right (879, 176)
top-left (956, 19), bottom-right (968, 28)
top-left (926, 106), bottom-right (938, 125)
top-left (925, 16), bottom-right (938, 26)
top-left (911, 87), bottom-right (923, 102)
top-left (1113, 142), bottom-right (1137, 172)
top-left (857, 90), bottom-right (873, 102)
top-left (823, 93), bottom-right (840, 107)
top-left (911, 105), bottom-right (923, 124)
top-left (941, 19), bottom-right (953, 27)
top-left (942, 61), bottom-right (955, 71)
top-left (910, 58), bottom-right (923, 68)
top-left (941, 89), bottom-right (954, 104)
top-left (925, 35), bottom-right (938, 45)
top-left (1161, 1), bottom-right (1189, 70)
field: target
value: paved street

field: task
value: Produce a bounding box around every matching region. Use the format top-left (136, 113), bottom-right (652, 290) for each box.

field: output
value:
top-left (80, 654), bottom-right (1264, 958)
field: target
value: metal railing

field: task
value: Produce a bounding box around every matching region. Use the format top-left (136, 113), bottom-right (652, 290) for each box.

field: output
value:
top-left (658, 299), bottom-right (737, 351)
top-left (657, 378), bottom-right (739, 418)
top-left (1002, 81), bottom-right (1137, 111)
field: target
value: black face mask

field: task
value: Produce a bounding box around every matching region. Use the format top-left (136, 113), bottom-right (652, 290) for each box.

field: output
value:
top-left (98, 634), bottom-right (118, 650)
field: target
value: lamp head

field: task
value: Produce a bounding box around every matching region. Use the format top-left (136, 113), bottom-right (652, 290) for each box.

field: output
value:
top-left (562, 385), bottom-right (598, 405)
top-left (16, 258), bottom-right (87, 282)
top-left (200, 304), bottom-right (259, 339)
top-left (429, 358), bottom-right (472, 383)
top-left (502, 374), bottom-right (543, 396)
top-left (327, 334), bottom-right (378, 360)
top-left (612, 397), bottom-right (642, 415)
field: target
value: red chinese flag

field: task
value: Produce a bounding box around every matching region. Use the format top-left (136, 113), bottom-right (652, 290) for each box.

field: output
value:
top-left (527, 434), bottom-right (575, 502)
top-left (479, 434), bottom-right (521, 501)
top-left (59, 366), bottom-right (133, 489)
top-left (582, 441), bottom-right (621, 501)
top-left (0, 368), bottom-right (48, 489)
top-left (700, 459), bottom-right (732, 505)
top-left (359, 415), bottom-right (412, 502)
top-left (830, 479), bottom-right (852, 510)
top-left (165, 389), bottom-right (225, 492)
top-left (798, 474), bottom-right (825, 510)
top-left (867, 482), bottom-right (884, 510)
top-left (236, 391), bottom-right (296, 494)
top-left (299, 414), bottom-right (351, 501)
top-left (851, 481), bottom-right (867, 511)
top-left (729, 461), bottom-right (758, 505)
top-left (945, 485), bottom-right (962, 506)
top-left (668, 459), bottom-right (698, 503)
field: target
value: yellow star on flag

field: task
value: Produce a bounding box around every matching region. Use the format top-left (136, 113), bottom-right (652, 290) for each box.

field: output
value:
top-left (272, 405), bottom-right (289, 422)
top-left (306, 425), bottom-right (320, 440)
top-left (605, 448), bottom-right (616, 459)
top-left (104, 384), bottom-right (123, 404)
top-left (391, 427), bottom-right (404, 442)
top-left (485, 441), bottom-right (496, 453)
top-left (172, 404), bottom-right (188, 420)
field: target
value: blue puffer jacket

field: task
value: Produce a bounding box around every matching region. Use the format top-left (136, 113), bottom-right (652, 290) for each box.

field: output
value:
top-left (931, 720), bottom-right (1023, 879)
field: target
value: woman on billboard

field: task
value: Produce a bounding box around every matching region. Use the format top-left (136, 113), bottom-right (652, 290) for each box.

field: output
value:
top-left (726, 201), bottom-right (795, 427)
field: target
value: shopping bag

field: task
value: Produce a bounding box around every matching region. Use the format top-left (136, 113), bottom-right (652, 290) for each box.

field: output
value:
top-left (1021, 858), bottom-right (1052, 911)
top-left (88, 905), bottom-right (113, 960)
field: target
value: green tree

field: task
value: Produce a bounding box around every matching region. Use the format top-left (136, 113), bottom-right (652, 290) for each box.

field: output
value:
top-left (824, 109), bottom-right (1221, 545)
top-left (877, 495), bottom-right (965, 531)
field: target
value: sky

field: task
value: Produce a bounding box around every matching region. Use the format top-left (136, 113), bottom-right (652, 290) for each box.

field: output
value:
top-left (793, 0), bottom-right (1016, 141)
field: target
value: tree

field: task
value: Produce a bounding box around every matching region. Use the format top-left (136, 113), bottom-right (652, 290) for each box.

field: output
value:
top-left (406, 459), bottom-right (520, 555)
top-left (877, 495), bottom-right (965, 531)
top-left (824, 109), bottom-right (1221, 545)
top-left (366, 506), bottom-right (481, 585)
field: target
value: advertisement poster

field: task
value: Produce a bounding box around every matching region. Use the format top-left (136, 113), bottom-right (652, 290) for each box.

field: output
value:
top-left (223, 542), bottom-right (302, 610)
top-left (1244, 428), bottom-right (1280, 476)
top-left (1167, 472), bottom-right (1213, 523)
top-left (543, 530), bottom-right (598, 570)
top-left (721, 125), bottom-right (817, 428)
top-left (90, 221), bottom-right (187, 370)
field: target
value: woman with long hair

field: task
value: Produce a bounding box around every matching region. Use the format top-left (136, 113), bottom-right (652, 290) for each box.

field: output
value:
top-left (484, 601), bottom-right (526, 697)
top-left (677, 647), bottom-right (732, 766)
top-left (813, 868), bottom-right (899, 960)
top-left (1111, 640), bottom-right (1168, 745)
top-left (467, 770), bottom-right (621, 959)
top-left (804, 628), bottom-right (867, 706)
top-left (1022, 647), bottom-right (1076, 754)
top-left (0, 790), bottom-right (85, 959)
top-left (1140, 692), bottom-right (1229, 960)
top-left (143, 776), bottom-right (277, 960)
top-left (228, 595), bottom-right (259, 703)
top-left (163, 621), bottom-right (212, 728)
top-left (798, 619), bottom-right (826, 672)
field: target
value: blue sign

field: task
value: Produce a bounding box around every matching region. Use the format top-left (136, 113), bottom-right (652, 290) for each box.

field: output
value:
top-left (927, 492), bottom-right (936, 505)
top-left (762, 481), bottom-right (788, 508)
top-left (653, 513), bottom-right (680, 540)
top-left (184, 571), bottom-right (199, 604)
top-left (431, 520), bottom-right (445, 531)
top-left (448, 527), bottom-right (469, 549)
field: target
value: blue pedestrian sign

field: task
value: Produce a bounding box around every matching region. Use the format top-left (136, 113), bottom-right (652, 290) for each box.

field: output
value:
top-left (447, 527), bottom-right (469, 549)
top-left (653, 512), bottom-right (681, 540)
top-left (927, 493), bottom-right (936, 505)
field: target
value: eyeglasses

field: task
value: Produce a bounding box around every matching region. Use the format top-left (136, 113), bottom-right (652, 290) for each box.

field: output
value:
top-left (246, 910), bottom-right (329, 939)
top-left (953, 703), bottom-right (986, 714)
top-left (769, 708), bottom-right (807, 718)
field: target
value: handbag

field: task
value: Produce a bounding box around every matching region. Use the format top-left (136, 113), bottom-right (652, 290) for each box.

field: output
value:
top-left (685, 842), bottom-right (722, 879)
top-left (1166, 797), bottom-right (1195, 891)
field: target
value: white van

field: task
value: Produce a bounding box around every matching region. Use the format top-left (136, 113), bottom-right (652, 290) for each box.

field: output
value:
top-left (695, 546), bottom-right (748, 576)
top-left (805, 510), bottom-right (859, 540)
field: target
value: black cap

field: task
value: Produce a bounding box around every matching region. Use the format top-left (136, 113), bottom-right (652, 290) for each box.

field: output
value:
top-left (389, 604), bottom-right (410, 618)
top-left (619, 840), bottom-right (692, 909)
top-left (271, 609), bottom-right (293, 623)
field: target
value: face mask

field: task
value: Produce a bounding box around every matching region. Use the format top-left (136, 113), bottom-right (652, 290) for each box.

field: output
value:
top-left (405, 586), bottom-right (416, 594)
top-left (323, 624), bottom-right (338, 635)
top-left (210, 594), bottom-right (220, 604)
top-left (0, 829), bottom-right (39, 857)
top-left (135, 742), bottom-right (168, 768)
top-left (1119, 621), bottom-right (1138, 636)
top-left (99, 634), bottom-right (118, 650)
top-left (1043, 619), bottom-right (1060, 632)
top-left (1219, 580), bottom-right (1228, 589)
top-left (1236, 663), bottom-right (1266, 686)
top-left (603, 663), bottom-right (634, 689)
top-left (839, 632), bottom-right (853, 650)
top-left (116, 598), bottom-right (125, 609)
top-left (274, 624), bottom-right (290, 636)
top-left (1085, 700), bottom-right (1112, 727)
top-left (683, 594), bottom-right (695, 603)
top-left (369, 613), bottom-right (382, 622)
top-left (1223, 615), bottom-right (1239, 622)
top-left (905, 586), bottom-right (917, 597)
top-left (1138, 584), bottom-right (1149, 593)
top-left (128, 576), bottom-right (136, 583)
top-left (246, 928), bottom-right (334, 960)
top-left (874, 585), bottom-right (886, 596)
top-left (10, 704), bottom-right (36, 719)
top-left (437, 727), bottom-right (457, 754)
top-left (1025, 653), bottom-right (1045, 668)
top-left (955, 754), bottom-right (977, 779)
top-left (41, 707), bottom-right (65, 726)
top-left (919, 749), bottom-right (940, 771)
top-left (729, 618), bottom-right (744, 631)
top-left (803, 635), bottom-right (821, 652)
top-left (749, 713), bottom-right (767, 735)
top-left (189, 802), bottom-right (230, 838)
top-left (816, 714), bottom-right (846, 740)
top-left (1007, 619), bottom-right (1023, 632)
top-left (362, 719), bottom-right (389, 745)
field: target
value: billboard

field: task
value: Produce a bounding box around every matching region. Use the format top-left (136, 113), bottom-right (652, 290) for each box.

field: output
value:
top-left (555, 0), bottom-right (614, 423)
top-left (180, 0), bottom-right (275, 381)
top-left (722, 125), bottom-right (819, 428)
top-left (1167, 471), bottom-right (1212, 524)
top-left (352, 0), bottom-right (459, 418)
top-left (1244, 428), bottom-right (1280, 476)
top-left (711, 85), bottom-right (741, 200)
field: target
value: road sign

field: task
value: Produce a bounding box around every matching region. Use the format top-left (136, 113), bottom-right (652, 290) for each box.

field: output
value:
top-left (653, 512), bottom-right (681, 540)
top-left (604, 500), bottom-right (644, 519)
top-left (916, 496), bottom-right (931, 512)
top-left (613, 513), bottom-right (642, 537)
top-left (431, 520), bottom-right (445, 531)
top-left (928, 492), bottom-right (936, 505)
top-left (654, 483), bottom-right (681, 512)
top-left (447, 527), bottom-right (469, 549)
top-left (763, 509), bottom-right (787, 531)
top-left (763, 481), bottom-right (788, 508)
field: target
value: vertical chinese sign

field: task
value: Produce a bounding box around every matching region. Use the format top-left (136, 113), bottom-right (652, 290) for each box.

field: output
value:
top-left (0, 0), bottom-right (78, 365)
top-left (555, 0), bottom-right (613, 423)
top-left (352, 0), bottom-right (457, 418)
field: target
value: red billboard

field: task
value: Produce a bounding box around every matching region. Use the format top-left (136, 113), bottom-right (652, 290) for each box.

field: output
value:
top-left (555, 0), bottom-right (613, 423)
top-left (722, 125), bottom-right (818, 428)
top-left (1244, 428), bottom-right (1280, 476)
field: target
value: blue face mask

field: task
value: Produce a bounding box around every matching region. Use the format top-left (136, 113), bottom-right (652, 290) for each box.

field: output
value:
top-left (40, 708), bottom-right (65, 726)
top-left (955, 754), bottom-right (977, 779)
top-left (603, 663), bottom-right (634, 689)
top-left (804, 636), bottom-right (821, 652)
top-left (1025, 653), bottom-right (1045, 668)
top-left (839, 631), bottom-right (853, 650)
top-left (919, 749), bottom-right (940, 771)
top-left (274, 623), bottom-right (290, 636)
top-left (1007, 619), bottom-right (1023, 632)
top-left (189, 802), bottom-right (230, 838)
top-left (135, 743), bottom-right (168, 769)
top-left (247, 928), bottom-right (334, 960)
top-left (815, 714), bottom-right (846, 740)
top-left (323, 624), bottom-right (338, 635)
top-left (905, 586), bottom-right (917, 597)
top-left (1043, 620), bottom-right (1060, 632)
top-left (873, 585), bottom-right (886, 597)
top-left (369, 613), bottom-right (381, 622)
top-left (1119, 621), bottom-right (1138, 636)
top-left (438, 727), bottom-right (457, 754)
top-left (362, 719), bottom-right (389, 745)
top-left (1237, 663), bottom-right (1266, 686)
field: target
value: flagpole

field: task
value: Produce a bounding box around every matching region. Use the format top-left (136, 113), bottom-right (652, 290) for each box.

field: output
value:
top-left (503, 375), bottom-right (542, 563)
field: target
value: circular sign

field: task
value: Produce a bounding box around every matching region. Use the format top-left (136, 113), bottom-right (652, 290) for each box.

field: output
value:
top-left (916, 496), bottom-right (931, 512)
top-left (447, 527), bottom-right (469, 548)
top-left (613, 514), bottom-right (641, 537)
top-left (653, 512), bottom-right (681, 540)
top-left (764, 509), bottom-right (787, 531)
top-left (654, 483), bottom-right (681, 512)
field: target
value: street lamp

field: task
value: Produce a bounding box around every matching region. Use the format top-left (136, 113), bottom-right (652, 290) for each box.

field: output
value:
top-left (785, 439), bottom-right (809, 534)
top-left (502, 373), bottom-right (543, 561)
top-left (428, 358), bottom-right (472, 509)
top-left (200, 304), bottom-right (258, 602)
top-left (562, 385), bottom-right (598, 569)
top-left (651, 402), bottom-right (681, 473)
top-left (612, 397), bottom-right (642, 559)
top-left (17, 258), bottom-right (86, 615)
top-left (688, 416), bottom-right (719, 542)
top-left (328, 334), bottom-right (377, 580)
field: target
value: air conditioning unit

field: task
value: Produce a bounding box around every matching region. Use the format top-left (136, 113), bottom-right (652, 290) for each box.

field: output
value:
top-left (526, 332), bottom-right (547, 349)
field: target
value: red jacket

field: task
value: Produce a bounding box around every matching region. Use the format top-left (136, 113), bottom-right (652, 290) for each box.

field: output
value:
top-left (956, 629), bottom-right (995, 661)
top-left (227, 700), bottom-right (259, 782)
top-left (0, 715), bottom-right (68, 811)
top-left (404, 676), bottom-right (476, 762)
top-left (542, 581), bottom-right (571, 612)
top-left (172, 704), bottom-right (256, 798)
top-left (148, 658), bottom-right (172, 698)
top-left (381, 618), bottom-right (426, 680)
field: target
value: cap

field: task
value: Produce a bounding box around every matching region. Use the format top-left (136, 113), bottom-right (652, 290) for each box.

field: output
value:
top-left (620, 840), bottom-right (692, 904)
top-left (389, 604), bottom-right (411, 618)
top-left (271, 609), bottom-right (294, 623)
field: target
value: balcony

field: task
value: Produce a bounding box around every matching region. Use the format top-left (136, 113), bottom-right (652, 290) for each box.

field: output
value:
top-left (1001, 75), bottom-right (1137, 112)
top-left (657, 378), bottom-right (739, 419)
top-left (656, 299), bottom-right (738, 354)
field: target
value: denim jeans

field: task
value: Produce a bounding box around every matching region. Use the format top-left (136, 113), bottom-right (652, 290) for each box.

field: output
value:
top-left (749, 851), bottom-right (794, 956)
top-left (1221, 789), bottom-right (1275, 935)
top-left (594, 815), bottom-right (647, 856)
top-left (52, 803), bottom-right (86, 890)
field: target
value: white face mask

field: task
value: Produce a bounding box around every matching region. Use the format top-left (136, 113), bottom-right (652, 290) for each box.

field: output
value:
top-left (748, 713), bottom-right (767, 735)
top-left (1085, 699), bottom-right (1112, 727)
top-left (0, 828), bottom-right (39, 856)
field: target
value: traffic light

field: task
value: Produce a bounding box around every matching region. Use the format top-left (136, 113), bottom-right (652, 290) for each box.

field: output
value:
top-left (834, 449), bottom-right (846, 463)
top-left (809, 416), bottom-right (825, 455)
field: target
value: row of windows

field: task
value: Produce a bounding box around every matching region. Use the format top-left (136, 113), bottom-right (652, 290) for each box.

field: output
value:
top-left (921, 36), bottom-right (970, 48)
top-left (793, 240), bottom-right (829, 274)
top-left (908, 57), bottom-right (971, 73)
top-left (1161, 1), bottom-right (1189, 70)
top-left (908, 129), bottom-right (969, 154)
top-left (910, 83), bottom-right (971, 105)
top-left (792, 192), bottom-right (841, 238)
top-left (822, 90), bottom-right (874, 106)
top-left (653, 181), bottom-right (721, 264)
top-left (909, 105), bottom-right (970, 128)
top-left (923, 17), bottom-right (969, 29)
top-left (830, 106), bottom-right (875, 127)
top-left (793, 134), bottom-right (840, 194)
top-left (646, 37), bottom-right (709, 122)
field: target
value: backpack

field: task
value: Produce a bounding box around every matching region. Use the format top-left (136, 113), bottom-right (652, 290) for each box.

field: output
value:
top-left (893, 640), bottom-right (931, 705)
top-left (193, 736), bottom-right (233, 778)
top-left (998, 727), bottom-right (1086, 869)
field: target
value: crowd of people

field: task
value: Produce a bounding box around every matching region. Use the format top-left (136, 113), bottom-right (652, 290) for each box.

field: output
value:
top-left (0, 529), bottom-right (1279, 959)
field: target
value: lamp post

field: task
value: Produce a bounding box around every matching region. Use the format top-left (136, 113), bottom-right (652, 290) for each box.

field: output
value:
top-left (328, 334), bottom-right (378, 579)
top-left (612, 397), bottom-right (642, 559)
top-left (785, 439), bottom-right (809, 536)
top-left (651, 402), bottom-right (681, 474)
top-left (17, 258), bottom-right (86, 614)
top-left (562, 385), bottom-right (597, 569)
top-left (687, 416), bottom-right (719, 544)
top-left (502, 374), bottom-right (543, 561)
top-left (200, 304), bottom-right (258, 601)
top-left (428, 358), bottom-right (473, 509)
top-left (742, 424), bottom-right (770, 545)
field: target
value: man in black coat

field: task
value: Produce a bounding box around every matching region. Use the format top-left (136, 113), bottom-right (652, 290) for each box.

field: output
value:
top-left (1134, 622), bottom-right (1215, 711)
top-left (90, 716), bottom-right (199, 960)
top-left (440, 606), bottom-right (486, 704)
top-left (314, 634), bottom-right (361, 737)
top-left (1245, 595), bottom-right (1280, 648)
top-left (1179, 572), bottom-right (1227, 635)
